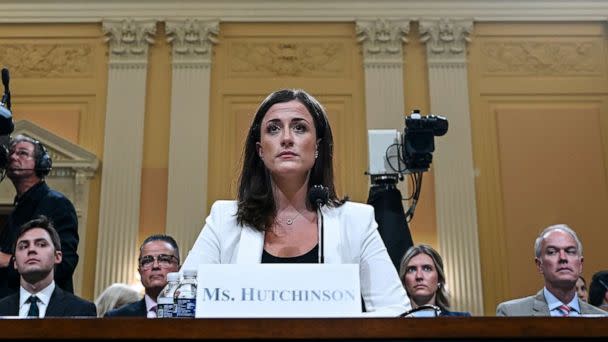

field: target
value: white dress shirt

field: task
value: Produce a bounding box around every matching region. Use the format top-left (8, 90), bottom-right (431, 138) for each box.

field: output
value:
top-left (19, 281), bottom-right (55, 318)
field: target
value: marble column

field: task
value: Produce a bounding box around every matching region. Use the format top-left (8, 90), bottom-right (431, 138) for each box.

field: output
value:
top-left (419, 18), bottom-right (483, 315)
top-left (356, 18), bottom-right (411, 219)
top-left (165, 19), bottom-right (219, 257)
top-left (356, 19), bottom-right (410, 130)
top-left (95, 19), bottom-right (156, 296)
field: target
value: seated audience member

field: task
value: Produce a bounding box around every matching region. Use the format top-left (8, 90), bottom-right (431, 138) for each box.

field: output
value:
top-left (95, 283), bottom-right (142, 317)
top-left (0, 216), bottom-right (96, 317)
top-left (105, 234), bottom-right (180, 317)
top-left (496, 224), bottom-right (606, 316)
top-left (399, 244), bottom-right (470, 317)
top-left (588, 270), bottom-right (608, 311)
top-left (182, 89), bottom-right (410, 316)
top-left (576, 276), bottom-right (588, 302)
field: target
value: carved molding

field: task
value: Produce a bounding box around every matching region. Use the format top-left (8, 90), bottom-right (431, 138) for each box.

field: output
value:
top-left (229, 42), bottom-right (345, 77)
top-left (166, 19), bottom-right (219, 65)
top-left (0, 44), bottom-right (93, 78)
top-left (3, 1), bottom-right (608, 23)
top-left (102, 19), bottom-right (156, 64)
top-left (356, 19), bottom-right (410, 63)
top-left (481, 41), bottom-right (601, 76)
top-left (420, 18), bottom-right (472, 61)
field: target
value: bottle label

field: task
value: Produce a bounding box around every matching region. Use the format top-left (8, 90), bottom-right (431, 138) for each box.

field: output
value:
top-left (175, 298), bottom-right (196, 317)
top-left (157, 303), bottom-right (174, 318)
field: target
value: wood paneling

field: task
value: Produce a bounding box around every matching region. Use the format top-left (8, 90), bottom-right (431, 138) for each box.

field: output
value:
top-left (469, 22), bottom-right (608, 314)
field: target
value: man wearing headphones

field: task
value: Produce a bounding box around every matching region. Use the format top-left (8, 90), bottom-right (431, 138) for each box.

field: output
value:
top-left (0, 135), bottom-right (79, 299)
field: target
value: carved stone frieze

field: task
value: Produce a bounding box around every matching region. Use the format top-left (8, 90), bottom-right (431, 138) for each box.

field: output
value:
top-left (229, 42), bottom-right (345, 77)
top-left (102, 19), bottom-right (156, 64)
top-left (481, 41), bottom-right (600, 76)
top-left (166, 19), bottom-right (219, 65)
top-left (0, 44), bottom-right (93, 78)
top-left (356, 19), bottom-right (410, 63)
top-left (420, 18), bottom-right (472, 61)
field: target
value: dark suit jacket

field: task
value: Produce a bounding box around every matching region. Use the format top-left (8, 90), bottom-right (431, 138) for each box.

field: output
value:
top-left (0, 286), bottom-right (96, 317)
top-left (104, 298), bottom-right (147, 317)
top-left (0, 182), bottom-right (79, 299)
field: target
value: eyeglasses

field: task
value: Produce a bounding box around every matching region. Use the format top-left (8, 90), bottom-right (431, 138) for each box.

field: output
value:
top-left (138, 254), bottom-right (179, 270)
top-left (10, 149), bottom-right (34, 159)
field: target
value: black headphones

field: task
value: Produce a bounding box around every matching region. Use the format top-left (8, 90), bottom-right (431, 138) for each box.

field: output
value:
top-left (34, 140), bottom-right (52, 178)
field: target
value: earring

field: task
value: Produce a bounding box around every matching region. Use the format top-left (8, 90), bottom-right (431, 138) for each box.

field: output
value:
top-left (314, 150), bottom-right (319, 159)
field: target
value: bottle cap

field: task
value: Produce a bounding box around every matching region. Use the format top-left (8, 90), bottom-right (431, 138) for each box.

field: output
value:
top-left (167, 272), bottom-right (180, 282)
top-left (183, 269), bottom-right (197, 277)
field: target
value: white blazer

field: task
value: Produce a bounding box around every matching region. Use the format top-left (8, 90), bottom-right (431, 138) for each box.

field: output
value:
top-left (183, 200), bottom-right (410, 316)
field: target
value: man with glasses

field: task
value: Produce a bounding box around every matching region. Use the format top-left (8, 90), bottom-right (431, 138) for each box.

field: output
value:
top-left (0, 135), bottom-right (78, 299)
top-left (0, 216), bottom-right (95, 317)
top-left (105, 234), bottom-right (180, 317)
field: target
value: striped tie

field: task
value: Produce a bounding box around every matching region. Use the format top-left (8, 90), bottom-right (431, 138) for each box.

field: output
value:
top-left (558, 304), bottom-right (571, 317)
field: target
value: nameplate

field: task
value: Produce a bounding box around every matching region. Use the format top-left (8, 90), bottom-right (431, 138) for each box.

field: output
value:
top-left (196, 264), bottom-right (362, 318)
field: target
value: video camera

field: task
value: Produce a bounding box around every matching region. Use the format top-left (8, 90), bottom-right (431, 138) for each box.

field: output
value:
top-left (402, 109), bottom-right (448, 173)
top-left (368, 109), bottom-right (448, 180)
top-left (367, 109), bottom-right (448, 221)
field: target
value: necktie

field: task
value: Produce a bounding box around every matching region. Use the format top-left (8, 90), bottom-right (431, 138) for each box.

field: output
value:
top-left (558, 304), bottom-right (571, 317)
top-left (26, 296), bottom-right (40, 318)
top-left (147, 305), bottom-right (157, 318)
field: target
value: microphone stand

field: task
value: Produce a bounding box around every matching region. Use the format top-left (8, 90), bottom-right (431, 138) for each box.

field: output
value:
top-left (316, 201), bottom-right (324, 264)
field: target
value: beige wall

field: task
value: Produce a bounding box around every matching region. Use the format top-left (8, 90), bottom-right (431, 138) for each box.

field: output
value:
top-left (469, 22), bottom-right (608, 314)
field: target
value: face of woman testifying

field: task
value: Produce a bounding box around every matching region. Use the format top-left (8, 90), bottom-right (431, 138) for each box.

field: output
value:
top-left (256, 100), bottom-right (318, 180)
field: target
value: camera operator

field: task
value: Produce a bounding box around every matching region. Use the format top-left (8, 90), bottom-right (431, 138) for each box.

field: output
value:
top-left (0, 135), bottom-right (79, 299)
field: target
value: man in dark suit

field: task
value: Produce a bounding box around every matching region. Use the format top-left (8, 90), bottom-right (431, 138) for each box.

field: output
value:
top-left (0, 135), bottom-right (79, 299)
top-left (105, 234), bottom-right (180, 317)
top-left (0, 216), bottom-right (95, 317)
top-left (496, 224), bottom-right (606, 317)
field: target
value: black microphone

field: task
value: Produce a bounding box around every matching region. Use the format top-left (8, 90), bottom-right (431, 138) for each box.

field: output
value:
top-left (308, 185), bottom-right (329, 264)
top-left (1, 67), bottom-right (14, 136)
top-left (308, 185), bottom-right (329, 208)
top-left (1, 68), bottom-right (11, 110)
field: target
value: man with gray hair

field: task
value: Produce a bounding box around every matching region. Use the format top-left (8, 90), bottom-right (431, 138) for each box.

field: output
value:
top-left (496, 224), bottom-right (606, 316)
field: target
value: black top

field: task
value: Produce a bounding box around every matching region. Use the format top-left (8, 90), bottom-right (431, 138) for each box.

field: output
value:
top-left (0, 181), bottom-right (79, 299)
top-left (262, 244), bottom-right (319, 264)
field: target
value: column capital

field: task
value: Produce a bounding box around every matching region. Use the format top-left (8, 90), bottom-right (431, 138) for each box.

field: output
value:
top-left (102, 19), bottom-right (156, 66)
top-left (420, 18), bottom-right (472, 63)
top-left (166, 19), bottom-right (219, 67)
top-left (356, 18), bottom-right (410, 65)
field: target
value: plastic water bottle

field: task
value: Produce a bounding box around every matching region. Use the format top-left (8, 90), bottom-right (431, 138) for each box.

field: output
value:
top-left (156, 272), bottom-right (180, 318)
top-left (174, 269), bottom-right (197, 318)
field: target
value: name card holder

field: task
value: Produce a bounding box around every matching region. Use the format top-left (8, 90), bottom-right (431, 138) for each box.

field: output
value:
top-left (196, 264), bottom-right (362, 318)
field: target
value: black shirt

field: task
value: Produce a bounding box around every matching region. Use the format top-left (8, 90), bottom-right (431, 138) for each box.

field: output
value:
top-left (261, 244), bottom-right (319, 264)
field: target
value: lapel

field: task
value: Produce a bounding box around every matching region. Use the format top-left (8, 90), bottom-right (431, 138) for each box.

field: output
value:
top-left (7, 293), bottom-right (20, 316)
top-left (135, 298), bottom-right (147, 316)
top-left (532, 289), bottom-right (550, 316)
top-left (45, 287), bottom-right (65, 317)
top-left (319, 206), bottom-right (341, 264)
top-left (235, 225), bottom-right (264, 263)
